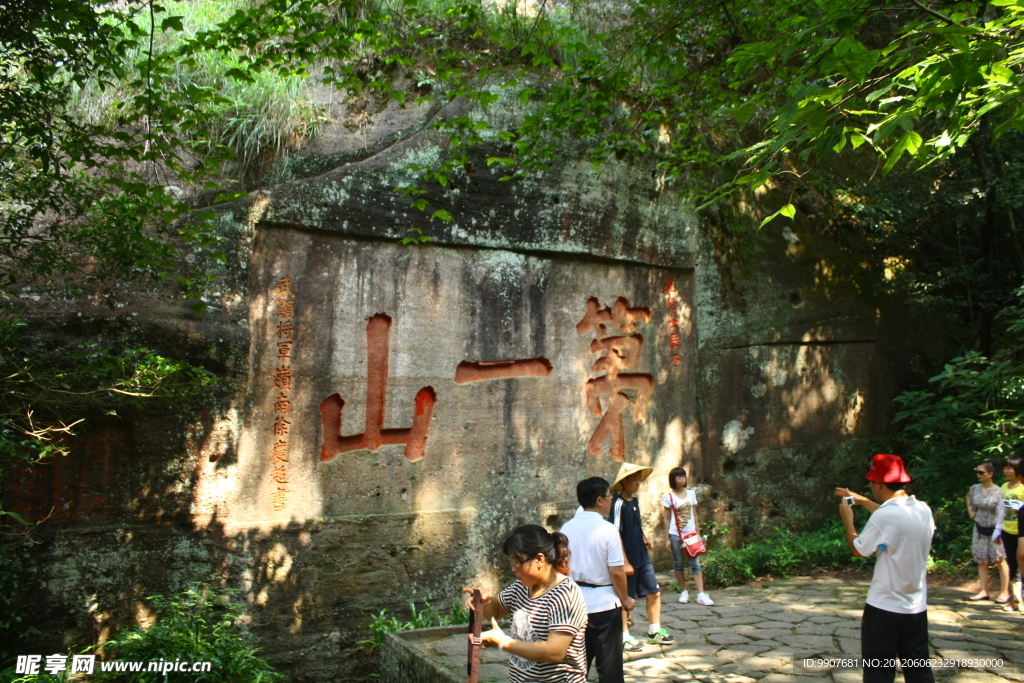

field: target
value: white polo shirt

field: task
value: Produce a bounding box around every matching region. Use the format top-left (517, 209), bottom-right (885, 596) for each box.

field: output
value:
top-left (560, 509), bottom-right (624, 614)
top-left (853, 495), bottom-right (935, 614)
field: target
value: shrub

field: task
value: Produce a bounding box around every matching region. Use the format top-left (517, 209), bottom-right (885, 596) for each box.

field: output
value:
top-left (701, 518), bottom-right (871, 587)
top-left (358, 600), bottom-right (468, 653)
top-left (95, 580), bottom-right (283, 683)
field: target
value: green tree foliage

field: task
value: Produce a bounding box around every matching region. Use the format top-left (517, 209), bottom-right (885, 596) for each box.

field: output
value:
top-left (0, 317), bottom-right (216, 530)
top-left (894, 284), bottom-right (1024, 488)
top-left (889, 283), bottom-right (1024, 566)
top-left (5, 0), bottom-right (1021, 273)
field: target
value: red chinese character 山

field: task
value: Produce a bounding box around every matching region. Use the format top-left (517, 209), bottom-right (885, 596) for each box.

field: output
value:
top-left (576, 297), bottom-right (655, 462)
top-left (320, 314), bottom-right (437, 463)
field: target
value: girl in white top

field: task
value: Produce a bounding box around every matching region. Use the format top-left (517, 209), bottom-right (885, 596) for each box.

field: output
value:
top-left (662, 467), bottom-right (713, 606)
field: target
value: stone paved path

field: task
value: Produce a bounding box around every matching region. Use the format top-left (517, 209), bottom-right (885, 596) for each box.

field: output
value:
top-left (429, 574), bottom-right (1024, 682)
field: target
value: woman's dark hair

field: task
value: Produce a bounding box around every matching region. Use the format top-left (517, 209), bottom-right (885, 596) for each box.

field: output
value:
top-left (503, 525), bottom-right (571, 574)
top-left (978, 459), bottom-right (999, 474)
top-left (668, 467), bottom-right (688, 489)
top-left (1005, 455), bottom-right (1022, 477)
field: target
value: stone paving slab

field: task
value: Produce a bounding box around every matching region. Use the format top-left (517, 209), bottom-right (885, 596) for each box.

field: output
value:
top-left (409, 573), bottom-right (1024, 682)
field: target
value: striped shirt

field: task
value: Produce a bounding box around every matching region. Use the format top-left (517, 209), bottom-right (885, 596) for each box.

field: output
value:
top-left (498, 577), bottom-right (588, 683)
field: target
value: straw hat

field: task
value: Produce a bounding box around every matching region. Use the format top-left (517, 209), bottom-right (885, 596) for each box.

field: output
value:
top-left (611, 462), bottom-right (654, 491)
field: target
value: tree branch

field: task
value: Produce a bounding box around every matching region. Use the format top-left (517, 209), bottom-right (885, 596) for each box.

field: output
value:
top-left (910, 0), bottom-right (963, 27)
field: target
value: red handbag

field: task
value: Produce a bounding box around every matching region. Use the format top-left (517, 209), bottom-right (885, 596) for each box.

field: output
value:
top-left (671, 494), bottom-right (706, 557)
top-left (680, 531), bottom-right (706, 557)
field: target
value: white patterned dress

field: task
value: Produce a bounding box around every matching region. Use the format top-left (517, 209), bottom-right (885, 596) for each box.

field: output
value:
top-left (969, 483), bottom-right (1006, 564)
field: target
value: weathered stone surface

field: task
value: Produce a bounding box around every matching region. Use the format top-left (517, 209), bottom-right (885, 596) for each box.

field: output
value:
top-left (792, 622), bottom-right (841, 636)
top-left (772, 634), bottom-right (835, 651)
top-left (714, 642), bottom-right (777, 660)
top-left (806, 614), bottom-right (845, 624)
top-left (745, 629), bottom-right (794, 642)
top-left (837, 637), bottom-right (860, 654)
top-left (694, 672), bottom-right (761, 683)
top-left (769, 611), bottom-right (812, 623)
top-left (660, 642), bottom-right (721, 660)
top-left (716, 657), bottom-right (786, 677)
top-left (755, 621), bottom-right (804, 630)
top-left (708, 632), bottom-right (754, 646)
top-left (757, 674), bottom-right (819, 683)
top-left (715, 615), bottom-right (769, 627)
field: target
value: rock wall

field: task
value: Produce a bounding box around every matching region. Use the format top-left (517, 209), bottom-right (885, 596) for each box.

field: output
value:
top-left (3, 94), bottom-right (909, 681)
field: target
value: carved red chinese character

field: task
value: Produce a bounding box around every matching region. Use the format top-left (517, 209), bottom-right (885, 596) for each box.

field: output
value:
top-left (271, 487), bottom-right (288, 511)
top-left (277, 319), bottom-right (294, 340)
top-left (576, 297), bottom-right (651, 339)
top-left (271, 440), bottom-right (289, 463)
top-left (271, 464), bottom-right (289, 484)
top-left (454, 357), bottom-right (552, 384)
top-left (274, 393), bottom-right (291, 415)
top-left (277, 341), bottom-right (293, 359)
top-left (273, 366), bottom-right (292, 391)
top-left (275, 299), bottom-right (294, 317)
top-left (275, 276), bottom-right (295, 297)
top-left (273, 416), bottom-right (291, 436)
top-left (320, 314), bottom-right (437, 463)
top-left (577, 297), bottom-right (654, 462)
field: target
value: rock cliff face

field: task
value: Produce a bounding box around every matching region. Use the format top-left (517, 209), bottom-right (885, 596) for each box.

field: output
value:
top-left (5, 94), bottom-right (914, 680)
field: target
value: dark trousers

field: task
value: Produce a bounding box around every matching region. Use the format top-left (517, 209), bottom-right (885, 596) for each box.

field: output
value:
top-left (861, 603), bottom-right (935, 683)
top-left (585, 607), bottom-right (623, 683)
top-left (1005, 531), bottom-right (1019, 584)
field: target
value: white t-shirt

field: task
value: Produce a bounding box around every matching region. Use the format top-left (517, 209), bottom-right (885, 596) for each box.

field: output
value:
top-left (853, 495), bottom-right (935, 615)
top-left (560, 510), bottom-right (624, 613)
top-left (662, 489), bottom-right (697, 537)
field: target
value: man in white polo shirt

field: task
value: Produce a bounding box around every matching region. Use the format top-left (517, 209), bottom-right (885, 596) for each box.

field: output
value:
top-left (836, 453), bottom-right (936, 683)
top-left (561, 477), bottom-right (635, 683)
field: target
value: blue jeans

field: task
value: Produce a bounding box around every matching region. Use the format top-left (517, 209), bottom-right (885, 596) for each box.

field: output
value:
top-left (669, 536), bottom-right (702, 574)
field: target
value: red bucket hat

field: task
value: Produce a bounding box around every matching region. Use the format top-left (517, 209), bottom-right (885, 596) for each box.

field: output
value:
top-left (865, 453), bottom-right (912, 483)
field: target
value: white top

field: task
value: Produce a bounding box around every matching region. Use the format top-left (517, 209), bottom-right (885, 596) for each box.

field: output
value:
top-left (853, 495), bottom-right (935, 615)
top-left (560, 510), bottom-right (624, 613)
top-left (662, 489), bottom-right (698, 537)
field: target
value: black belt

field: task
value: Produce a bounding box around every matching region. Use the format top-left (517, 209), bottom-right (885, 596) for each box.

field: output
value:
top-left (576, 582), bottom-right (612, 588)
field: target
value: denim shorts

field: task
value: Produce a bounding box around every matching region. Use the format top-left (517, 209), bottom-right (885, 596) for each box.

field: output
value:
top-left (626, 561), bottom-right (660, 598)
top-left (669, 536), bottom-right (702, 574)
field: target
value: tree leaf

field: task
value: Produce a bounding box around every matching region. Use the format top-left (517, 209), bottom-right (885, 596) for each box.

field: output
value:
top-left (759, 203), bottom-right (796, 229)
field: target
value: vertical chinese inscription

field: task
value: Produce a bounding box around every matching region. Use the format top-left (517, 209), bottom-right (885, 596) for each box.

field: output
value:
top-left (576, 297), bottom-right (655, 462)
top-left (663, 277), bottom-right (685, 367)
top-left (270, 275), bottom-right (295, 512)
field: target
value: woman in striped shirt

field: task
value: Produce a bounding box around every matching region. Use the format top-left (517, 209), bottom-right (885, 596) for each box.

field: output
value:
top-left (469, 525), bottom-right (588, 683)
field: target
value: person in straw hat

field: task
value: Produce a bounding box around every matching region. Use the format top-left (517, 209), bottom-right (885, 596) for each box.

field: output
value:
top-left (608, 462), bottom-right (675, 651)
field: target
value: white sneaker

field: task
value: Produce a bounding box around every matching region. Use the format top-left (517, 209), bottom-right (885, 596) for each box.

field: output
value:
top-left (696, 592), bottom-right (714, 606)
top-left (623, 635), bottom-right (644, 652)
top-left (678, 590), bottom-right (689, 604)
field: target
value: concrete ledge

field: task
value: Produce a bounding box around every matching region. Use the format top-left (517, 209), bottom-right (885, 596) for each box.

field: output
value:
top-left (380, 625), bottom-right (465, 683)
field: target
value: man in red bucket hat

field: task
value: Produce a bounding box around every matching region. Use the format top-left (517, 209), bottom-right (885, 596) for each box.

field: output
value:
top-left (835, 454), bottom-right (935, 683)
